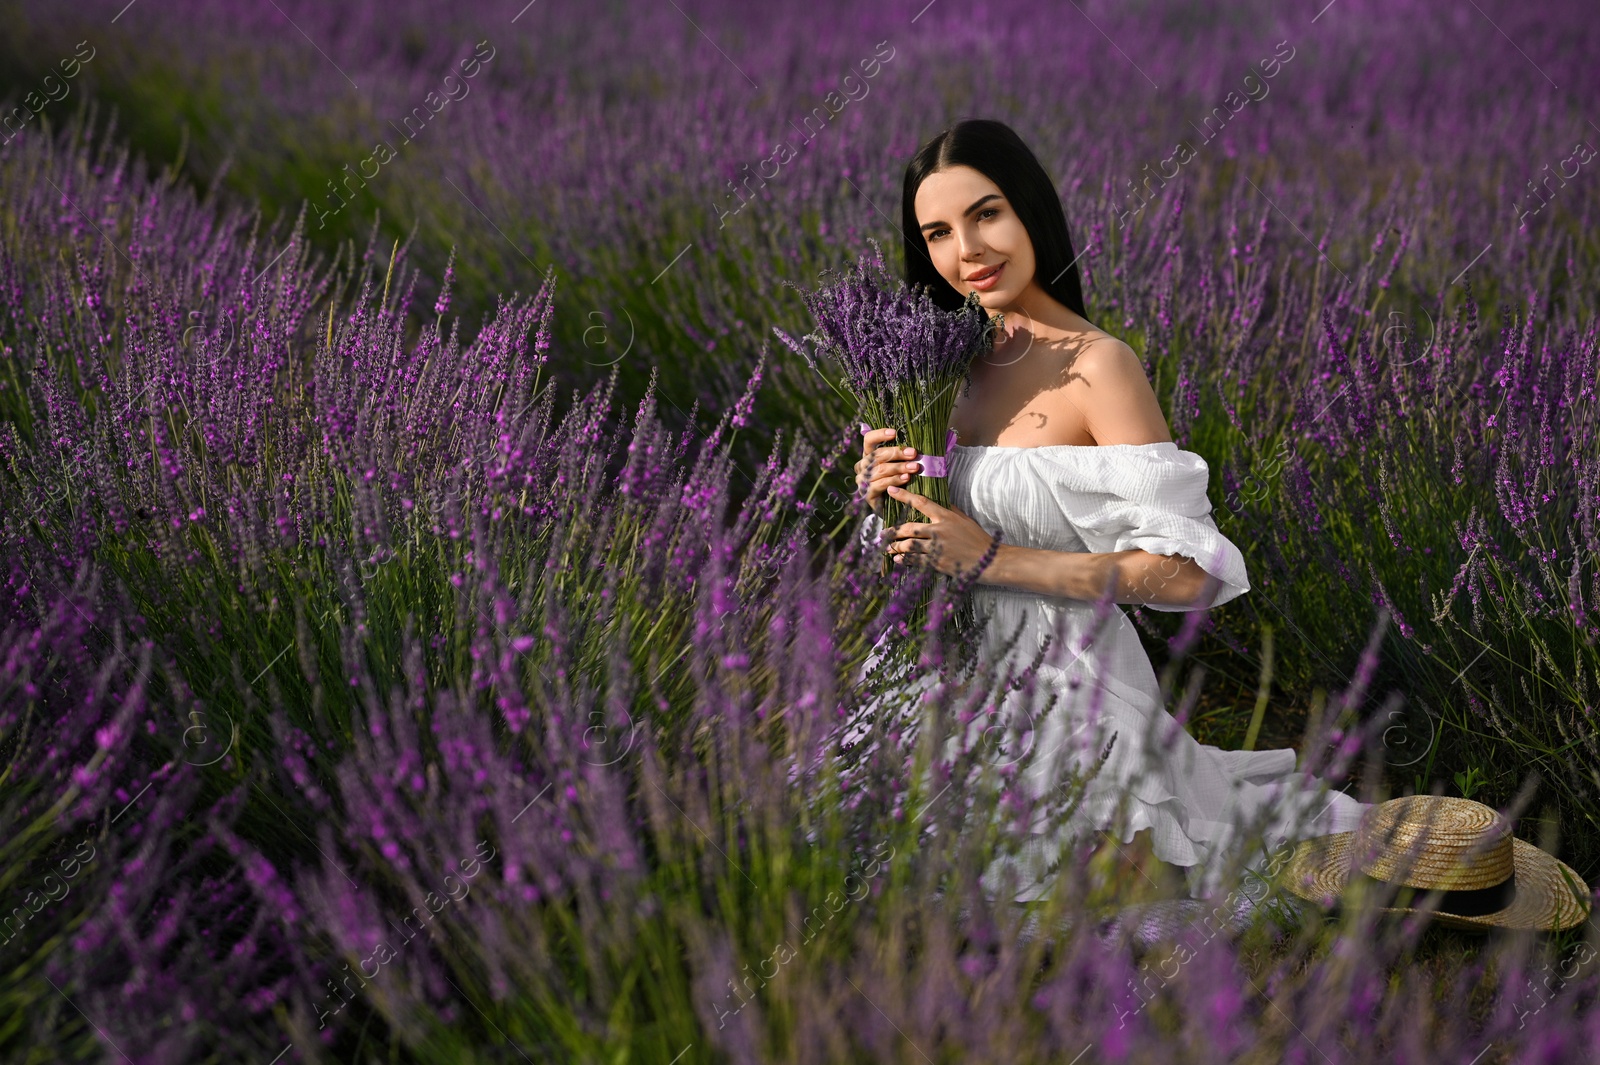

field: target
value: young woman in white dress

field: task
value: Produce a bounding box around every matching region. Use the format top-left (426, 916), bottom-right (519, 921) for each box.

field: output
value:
top-left (848, 119), bottom-right (1368, 903)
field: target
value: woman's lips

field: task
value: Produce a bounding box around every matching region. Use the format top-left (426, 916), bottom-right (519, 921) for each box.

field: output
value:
top-left (968, 262), bottom-right (1004, 291)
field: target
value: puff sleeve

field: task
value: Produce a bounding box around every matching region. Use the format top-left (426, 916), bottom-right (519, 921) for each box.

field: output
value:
top-left (1031, 443), bottom-right (1250, 611)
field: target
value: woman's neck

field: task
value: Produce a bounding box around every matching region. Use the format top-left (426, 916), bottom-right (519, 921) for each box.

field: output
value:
top-left (987, 286), bottom-right (1097, 348)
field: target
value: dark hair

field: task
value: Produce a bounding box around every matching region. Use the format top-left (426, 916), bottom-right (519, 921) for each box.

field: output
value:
top-left (899, 118), bottom-right (1090, 321)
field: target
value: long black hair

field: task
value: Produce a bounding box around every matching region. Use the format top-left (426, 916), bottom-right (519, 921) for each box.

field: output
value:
top-left (899, 118), bottom-right (1090, 321)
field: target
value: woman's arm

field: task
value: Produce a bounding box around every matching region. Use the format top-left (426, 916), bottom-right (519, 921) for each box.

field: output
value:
top-left (977, 544), bottom-right (1221, 608)
top-left (984, 336), bottom-right (1215, 607)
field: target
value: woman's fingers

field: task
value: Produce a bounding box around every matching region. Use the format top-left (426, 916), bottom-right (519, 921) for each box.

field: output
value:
top-left (856, 428), bottom-right (922, 509)
top-left (873, 444), bottom-right (918, 464)
top-left (861, 429), bottom-right (917, 469)
top-left (888, 521), bottom-right (934, 549)
top-left (860, 426), bottom-right (898, 460)
top-left (859, 429), bottom-right (895, 498)
top-left (871, 460), bottom-right (921, 489)
top-left (889, 524), bottom-right (938, 566)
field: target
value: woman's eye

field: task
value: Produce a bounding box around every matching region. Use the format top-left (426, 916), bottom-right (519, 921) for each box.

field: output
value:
top-left (927, 209), bottom-right (999, 241)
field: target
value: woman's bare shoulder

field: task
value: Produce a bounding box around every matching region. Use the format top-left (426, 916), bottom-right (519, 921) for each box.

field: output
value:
top-left (1062, 330), bottom-right (1140, 374)
top-left (1057, 333), bottom-right (1172, 445)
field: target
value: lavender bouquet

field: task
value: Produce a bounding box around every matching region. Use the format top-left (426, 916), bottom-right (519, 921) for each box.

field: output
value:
top-left (773, 239), bottom-right (1002, 563)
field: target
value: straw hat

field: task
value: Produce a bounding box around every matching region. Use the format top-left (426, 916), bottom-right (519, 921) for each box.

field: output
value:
top-left (1281, 795), bottom-right (1593, 932)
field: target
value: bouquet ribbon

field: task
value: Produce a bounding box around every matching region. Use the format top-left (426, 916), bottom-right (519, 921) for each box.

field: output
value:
top-left (859, 422), bottom-right (959, 477)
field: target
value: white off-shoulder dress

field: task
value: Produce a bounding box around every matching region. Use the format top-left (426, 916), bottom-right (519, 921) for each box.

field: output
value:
top-left (845, 441), bottom-right (1368, 901)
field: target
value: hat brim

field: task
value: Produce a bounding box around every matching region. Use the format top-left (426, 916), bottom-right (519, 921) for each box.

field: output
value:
top-left (1281, 833), bottom-right (1593, 933)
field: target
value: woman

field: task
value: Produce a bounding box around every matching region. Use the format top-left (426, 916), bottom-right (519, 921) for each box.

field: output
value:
top-left (847, 119), bottom-right (1367, 903)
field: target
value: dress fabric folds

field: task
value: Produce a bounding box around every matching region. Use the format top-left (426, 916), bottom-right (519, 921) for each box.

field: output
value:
top-left (844, 441), bottom-right (1367, 901)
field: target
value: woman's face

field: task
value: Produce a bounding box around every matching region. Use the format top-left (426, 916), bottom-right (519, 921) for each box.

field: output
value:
top-left (913, 165), bottom-right (1036, 312)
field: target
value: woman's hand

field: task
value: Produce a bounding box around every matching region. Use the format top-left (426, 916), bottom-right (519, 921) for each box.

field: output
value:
top-left (854, 427), bottom-right (921, 517)
top-left (882, 484), bottom-right (996, 577)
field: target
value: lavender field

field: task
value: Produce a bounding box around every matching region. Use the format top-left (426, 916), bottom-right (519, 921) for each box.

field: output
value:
top-left (2, 0), bottom-right (1599, 1061)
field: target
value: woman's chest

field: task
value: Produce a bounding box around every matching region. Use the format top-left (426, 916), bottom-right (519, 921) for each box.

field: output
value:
top-left (948, 450), bottom-right (1092, 555)
top-left (949, 361), bottom-right (1095, 448)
